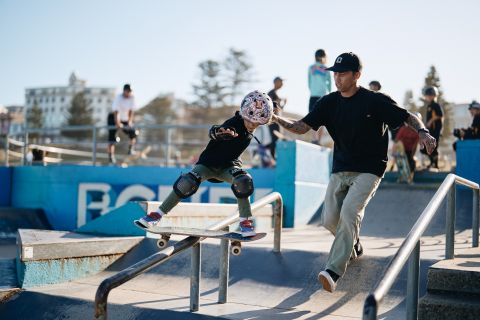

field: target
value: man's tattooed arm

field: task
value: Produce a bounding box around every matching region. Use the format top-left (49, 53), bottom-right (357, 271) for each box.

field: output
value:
top-left (405, 111), bottom-right (437, 154)
top-left (405, 111), bottom-right (424, 131)
top-left (272, 114), bottom-right (311, 134)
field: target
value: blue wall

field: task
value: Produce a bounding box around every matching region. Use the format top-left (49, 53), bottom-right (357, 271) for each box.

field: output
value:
top-left (456, 140), bottom-right (480, 184)
top-left (10, 165), bottom-right (275, 231)
top-left (0, 167), bottom-right (12, 206)
top-left (3, 141), bottom-right (333, 230)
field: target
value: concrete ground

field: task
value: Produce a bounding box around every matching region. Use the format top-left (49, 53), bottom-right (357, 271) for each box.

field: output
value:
top-left (1, 184), bottom-right (479, 319)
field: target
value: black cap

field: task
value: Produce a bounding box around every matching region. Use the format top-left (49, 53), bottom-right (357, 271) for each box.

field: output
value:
top-left (273, 76), bottom-right (284, 82)
top-left (326, 52), bottom-right (362, 72)
top-left (469, 100), bottom-right (480, 110)
top-left (123, 84), bottom-right (132, 92)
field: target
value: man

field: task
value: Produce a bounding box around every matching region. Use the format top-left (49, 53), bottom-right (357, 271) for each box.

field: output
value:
top-left (308, 49), bottom-right (332, 145)
top-left (453, 100), bottom-right (480, 150)
top-left (369, 80), bottom-right (381, 92)
top-left (271, 52), bottom-right (436, 292)
top-left (422, 86), bottom-right (443, 169)
top-left (267, 77), bottom-right (286, 159)
top-left (107, 84), bottom-right (137, 164)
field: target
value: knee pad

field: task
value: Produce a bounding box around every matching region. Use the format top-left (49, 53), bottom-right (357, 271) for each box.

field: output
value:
top-left (230, 168), bottom-right (254, 198)
top-left (173, 171), bottom-right (201, 199)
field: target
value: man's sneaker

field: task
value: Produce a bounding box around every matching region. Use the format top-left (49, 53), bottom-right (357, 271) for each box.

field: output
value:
top-left (239, 219), bottom-right (256, 237)
top-left (318, 269), bottom-right (338, 293)
top-left (135, 211), bottom-right (163, 228)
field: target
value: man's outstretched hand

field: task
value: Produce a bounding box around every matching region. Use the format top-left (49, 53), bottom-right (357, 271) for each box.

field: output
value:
top-left (419, 131), bottom-right (437, 154)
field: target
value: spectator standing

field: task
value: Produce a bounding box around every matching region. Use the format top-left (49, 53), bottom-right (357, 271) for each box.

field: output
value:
top-left (107, 84), bottom-right (138, 164)
top-left (308, 49), bottom-right (332, 145)
top-left (267, 77), bottom-right (286, 158)
top-left (422, 86), bottom-right (443, 169)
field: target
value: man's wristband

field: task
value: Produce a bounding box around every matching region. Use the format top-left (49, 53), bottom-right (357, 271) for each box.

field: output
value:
top-left (418, 128), bottom-right (429, 134)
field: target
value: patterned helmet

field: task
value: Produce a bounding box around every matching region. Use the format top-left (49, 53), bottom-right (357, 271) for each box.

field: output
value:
top-left (240, 90), bottom-right (273, 125)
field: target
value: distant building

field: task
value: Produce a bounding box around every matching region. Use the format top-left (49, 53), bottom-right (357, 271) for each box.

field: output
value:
top-left (4, 105), bottom-right (24, 135)
top-left (24, 72), bottom-right (115, 128)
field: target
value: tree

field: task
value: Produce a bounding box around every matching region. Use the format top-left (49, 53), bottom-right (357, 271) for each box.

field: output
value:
top-left (136, 95), bottom-right (177, 142)
top-left (63, 92), bottom-right (94, 138)
top-left (403, 90), bottom-right (419, 113)
top-left (26, 101), bottom-right (43, 140)
top-left (192, 60), bottom-right (228, 108)
top-left (223, 48), bottom-right (254, 105)
top-left (420, 66), bottom-right (453, 147)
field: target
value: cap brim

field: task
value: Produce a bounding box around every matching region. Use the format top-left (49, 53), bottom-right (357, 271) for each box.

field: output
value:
top-left (326, 66), bottom-right (354, 72)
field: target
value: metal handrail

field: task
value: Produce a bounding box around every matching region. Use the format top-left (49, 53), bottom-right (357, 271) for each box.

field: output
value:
top-left (94, 192), bottom-right (283, 319)
top-left (363, 173), bottom-right (480, 320)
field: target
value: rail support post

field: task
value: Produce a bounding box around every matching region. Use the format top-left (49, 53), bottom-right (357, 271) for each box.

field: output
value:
top-left (190, 242), bottom-right (201, 312)
top-left (406, 240), bottom-right (420, 320)
top-left (473, 189), bottom-right (479, 247)
top-left (446, 185), bottom-right (456, 259)
top-left (218, 226), bottom-right (230, 304)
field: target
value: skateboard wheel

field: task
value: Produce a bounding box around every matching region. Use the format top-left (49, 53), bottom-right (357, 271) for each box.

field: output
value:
top-left (231, 245), bottom-right (241, 256)
top-left (157, 239), bottom-right (168, 249)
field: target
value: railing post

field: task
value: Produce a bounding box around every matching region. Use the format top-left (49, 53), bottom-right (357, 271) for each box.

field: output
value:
top-left (190, 242), bottom-right (201, 312)
top-left (164, 127), bottom-right (172, 167)
top-left (362, 294), bottom-right (377, 320)
top-left (92, 126), bottom-right (97, 166)
top-left (273, 199), bottom-right (283, 253)
top-left (473, 189), bottom-right (479, 248)
top-left (22, 129), bottom-right (28, 165)
top-left (446, 185), bottom-right (456, 259)
top-left (406, 240), bottom-right (420, 320)
top-left (4, 135), bottom-right (9, 166)
top-left (218, 226), bottom-right (230, 304)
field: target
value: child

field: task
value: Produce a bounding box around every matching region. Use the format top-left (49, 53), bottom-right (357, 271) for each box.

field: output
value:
top-left (135, 90), bottom-right (274, 236)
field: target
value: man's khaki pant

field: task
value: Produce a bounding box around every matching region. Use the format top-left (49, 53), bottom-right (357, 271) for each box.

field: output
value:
top-left (321, 172), bottom-right (381, 276)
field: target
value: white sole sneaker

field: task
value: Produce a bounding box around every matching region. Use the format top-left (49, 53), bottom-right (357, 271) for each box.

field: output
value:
top-left (318, 270), bottom-right (337, 293)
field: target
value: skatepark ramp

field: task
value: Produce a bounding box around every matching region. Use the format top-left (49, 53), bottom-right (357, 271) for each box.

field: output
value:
top-left (362, 174), bottom-right (480, 320)
top-left (94, 192), bottom-right (283, 320)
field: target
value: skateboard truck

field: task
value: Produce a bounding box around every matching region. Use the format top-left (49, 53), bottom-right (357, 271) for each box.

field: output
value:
top-left (231, 241), bottom-right (241, 256)
top-left (156, 234), bottom-right (171, 249)
top-left (156, 234), bottom-right (243, 256)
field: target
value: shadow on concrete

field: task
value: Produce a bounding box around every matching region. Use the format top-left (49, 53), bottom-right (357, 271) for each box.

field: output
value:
top-left (0, 291), bottom-right (228, 320)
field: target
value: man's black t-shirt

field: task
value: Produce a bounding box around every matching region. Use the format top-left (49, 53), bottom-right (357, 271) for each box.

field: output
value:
top-left (268, 89), bottom-right (280, 105)
top-left (197, 111), bottom-right (253, 168)
top-left (302, 87), bottom-right (409, 177)
top-left (426, 101), bottom-right (443, 137)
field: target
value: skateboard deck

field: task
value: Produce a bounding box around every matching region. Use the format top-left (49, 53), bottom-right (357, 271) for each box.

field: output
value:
top-left (393, 142), bottom-right (412, 183)
top-left (135, 224), bottom-right (266, 242)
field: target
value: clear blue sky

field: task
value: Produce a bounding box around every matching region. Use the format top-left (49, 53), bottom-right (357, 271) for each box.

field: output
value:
top-left (1, 0), bottom-right (479, 115)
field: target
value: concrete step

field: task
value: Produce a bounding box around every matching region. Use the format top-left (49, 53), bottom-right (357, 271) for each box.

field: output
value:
top-left (425, 247), bottom-right (480, 295)
top-left (418, 292), bottom-right (480, 320)
top-left (16, 229), bottom-right (143, 287)
top-left (0, 207), bottom-right (51, 239)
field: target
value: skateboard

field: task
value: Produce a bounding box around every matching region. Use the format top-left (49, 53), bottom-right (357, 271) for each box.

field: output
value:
top-left (121, 145), bottom-right (152, 167)
top-left (392, 142), bottom-right (412, 183)
top-left (134, 223), bottom-right (266, 256)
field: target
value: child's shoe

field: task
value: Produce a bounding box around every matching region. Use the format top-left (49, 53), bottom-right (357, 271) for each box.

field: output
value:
top-left (239, 219), bottom-right (256, 237)
top-left (135, 210), bottom-right (164, 228)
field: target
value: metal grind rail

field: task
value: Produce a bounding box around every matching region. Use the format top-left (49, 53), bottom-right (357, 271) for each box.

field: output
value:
top-left (94, 192), bottom-right (283, 319)
top-left (363, 174), bottom-right (480, 320)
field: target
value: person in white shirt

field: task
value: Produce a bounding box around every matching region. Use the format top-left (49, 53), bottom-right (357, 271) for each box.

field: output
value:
top-left (107, 84), bottom-right (137, 163)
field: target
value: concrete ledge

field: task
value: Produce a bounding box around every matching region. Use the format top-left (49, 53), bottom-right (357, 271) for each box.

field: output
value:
top-left (426, 247), bottom-right (480, 295)
top-left (16, 229), bottom-right (142, 287)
